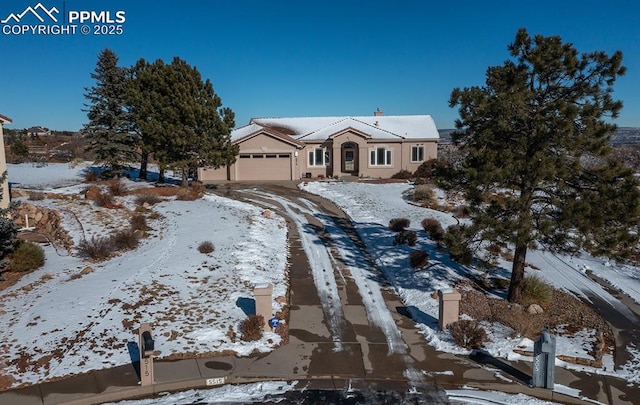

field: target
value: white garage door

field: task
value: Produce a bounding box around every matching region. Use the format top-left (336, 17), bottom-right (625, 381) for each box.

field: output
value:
top-left (237, 153), bottom-right (292, 181)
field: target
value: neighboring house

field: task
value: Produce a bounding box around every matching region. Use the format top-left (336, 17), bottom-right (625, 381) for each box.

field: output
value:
top-left (0, 114), bottom-right (12, 209)
top-left (198, 110), bottom-right (439, 182)
top-left (27, 126), bottom-right (50, 137)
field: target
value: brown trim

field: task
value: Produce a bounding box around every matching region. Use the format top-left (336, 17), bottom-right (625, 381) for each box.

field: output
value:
top-left (0, 113), bottom-right (13, 124)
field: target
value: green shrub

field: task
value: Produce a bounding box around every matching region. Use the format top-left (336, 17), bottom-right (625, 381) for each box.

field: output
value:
top-left (444, 225), bottom-right (473, 265)
top-left (389, 218), bottom-right (410, 232)
top-left (135, 193), bottom-right (161, 206)
top-left (391, 170), bottom-right (412, 179)
top-left (107, 179), bottom-right (127, 196)
top-left (94, 191), bottom-right (114, 208)
top-left (112, 229), bottom-right (139, 250)
top-left (78, 236), bottom-right (113, 260)
top-left (414, 158), bottom-right (448, 180)
top-left (10, 241), bottom-right (45, 272)
top-left (197, 241), bottom-right (215, 254)
top-left (130, 213), bottom-right (148, 231)
top-left (449, 320), bottom-right (488, 349)
top-left (421, 218), bottom-right (445, 243)
top-left (520, 275), bottom-right (553, 306)
top-left (409, 250), bottom-right (429, 268)
top-left (241, 314), bottom-right (264, 342)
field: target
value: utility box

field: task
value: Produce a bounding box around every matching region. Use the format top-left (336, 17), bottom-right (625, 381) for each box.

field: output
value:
top-left (532, 328), bottom-right (556, 389)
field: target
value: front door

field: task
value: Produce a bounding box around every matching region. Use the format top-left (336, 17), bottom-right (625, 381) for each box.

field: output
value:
top-left (341, 142), bottom-right (358, 174)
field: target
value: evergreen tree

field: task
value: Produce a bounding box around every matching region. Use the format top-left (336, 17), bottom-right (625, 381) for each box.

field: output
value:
top-left (83, 48), bottom-right (135, 172)
top-left (448, 28), bottom-right (640, 303)
top-left (128, 57), bottom-right (238, 186)
top-left (0, 171), bottom-right (17, 273)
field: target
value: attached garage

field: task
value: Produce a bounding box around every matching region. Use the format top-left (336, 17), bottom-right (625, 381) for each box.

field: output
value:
top-left (236, 153), bottom-right (293, 181)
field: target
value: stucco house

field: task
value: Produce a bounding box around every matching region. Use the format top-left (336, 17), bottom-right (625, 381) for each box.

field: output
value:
top-left (0, 114), bottom-right (12, 209)
top-left (198, 111), bottom-right (439, 182)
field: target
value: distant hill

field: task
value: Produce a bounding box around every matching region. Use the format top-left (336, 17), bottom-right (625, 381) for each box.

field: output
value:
top-left (438, 127), bottom-right (640, 146)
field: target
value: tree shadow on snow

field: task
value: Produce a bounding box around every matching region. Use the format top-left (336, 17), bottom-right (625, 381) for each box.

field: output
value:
top-left (235, 297), bottom-right (256, 316)
top-left (396, 305), bottom-right (439, 329)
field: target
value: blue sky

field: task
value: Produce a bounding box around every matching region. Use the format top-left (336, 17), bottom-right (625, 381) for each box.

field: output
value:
top-left (0, 0), bottom-right (638, 131)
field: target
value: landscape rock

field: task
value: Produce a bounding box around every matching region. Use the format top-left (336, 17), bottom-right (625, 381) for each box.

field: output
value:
top-left (527, 304), bottom-right (544, 314)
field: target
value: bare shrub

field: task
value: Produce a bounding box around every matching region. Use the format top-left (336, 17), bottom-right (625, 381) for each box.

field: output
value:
top-left (449, 320), bottom-right (488, 349)
top-left (10, 241), bottom-right (45, 272)
top-left (28, 191), bottom-right (45, 201)
top-left (84, 170), bottom-right (98, 182)
top-left (410, 250), bottom-right (429, 268)
top-left (452, 205), bottom-right (471, 218)
top-left (389, 218), bottom-right (410, 232)
top-left (78, 236), bottom-right (113, 260)
top-left (130, 213), bottom-right (148, 231)
top-left (240, 315), bottom-right (264, 342)
top-left (275, 322), bottom-right (289, 346)
top-left (412, 184), bottom-right (435, 203)
top-left (175, 188), bottom-right (198, 201)
top-left (135, 193), bottom-right (162, 206)
top-left (94, 191), bottom-right (114, 208)
top-left (197, 241), bottom-right (215, 254)
top-left (112, 229), bottom-right (139, 250)
top-left (521, 275), bottom-right (553, 306)
top-left (421, 218), bottom-right (445, 244)
top-left (394, 230), bottom-right (417, 246)
top-left (391, 170), bottom-right (412, 179)
top-left (107, 179), bottom-right (127, 196)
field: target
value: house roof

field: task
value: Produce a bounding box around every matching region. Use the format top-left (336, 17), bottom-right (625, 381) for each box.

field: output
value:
top-left (250, 115), bottom-right (439, 141)
top-left (0, 114), bottom-right (12, 124)
top-left (230, 123), bottom-right (304, 148)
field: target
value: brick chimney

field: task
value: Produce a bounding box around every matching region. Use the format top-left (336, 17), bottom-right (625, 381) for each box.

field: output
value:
top-left (374, 108), bottom-right (383, 117)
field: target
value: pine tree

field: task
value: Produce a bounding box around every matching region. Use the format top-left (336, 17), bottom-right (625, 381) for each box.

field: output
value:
top-left (128, 57), bottom-right (238, 186)
top-left (83, 48), bottom-right (135, 173)
top-left (0, 171), bottom-right (17, 273)
top-left (448, 28), bottom-right (640, 303)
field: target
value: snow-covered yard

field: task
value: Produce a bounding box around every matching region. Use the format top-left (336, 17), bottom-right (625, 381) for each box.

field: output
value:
top-left (2, 162), bottom-right (640, 397)
top-left (302, 181), bottom-right (640, 384)
top-left (1, 163), bottom-right (288, 386)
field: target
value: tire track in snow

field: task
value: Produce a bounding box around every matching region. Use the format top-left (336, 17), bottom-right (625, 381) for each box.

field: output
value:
top-left (245, 190), bottom-right (345, 350)
top-left (297, 198), bottom-right (426, 386)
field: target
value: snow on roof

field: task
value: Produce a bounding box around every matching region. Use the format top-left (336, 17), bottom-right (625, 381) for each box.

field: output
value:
top-left (250, 115), bottom-right (439, 141)
top-left (230, 123), bottom-right (265, 142)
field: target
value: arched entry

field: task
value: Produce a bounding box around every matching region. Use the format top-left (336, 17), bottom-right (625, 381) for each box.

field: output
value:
top-left (341, 142), bottom-right (358, 174)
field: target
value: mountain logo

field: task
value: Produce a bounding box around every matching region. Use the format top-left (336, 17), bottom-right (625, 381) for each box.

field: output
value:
top-left (1, 2), bottom-right (59, 24)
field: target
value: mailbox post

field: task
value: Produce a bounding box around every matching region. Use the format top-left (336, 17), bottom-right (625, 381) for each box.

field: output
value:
top-left (138, 323), bottom-right (155, 386)
top-left (532, 328), bottom-right (556, 389)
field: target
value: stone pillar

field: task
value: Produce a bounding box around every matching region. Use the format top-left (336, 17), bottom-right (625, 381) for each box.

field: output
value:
top-left (138, 323), bottom-right (155, 386)
top-left (438, 289), bottom-right (461, 330)
top-left (253, 283), bottom-right (273, 331)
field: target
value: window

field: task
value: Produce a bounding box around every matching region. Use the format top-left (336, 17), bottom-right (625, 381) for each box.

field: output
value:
top-left (308, 147), bottom-right (330, 167)
top-left (411, 145), bottom-right (425, 162)
top-left (369, 147), bottom-right (392, 166)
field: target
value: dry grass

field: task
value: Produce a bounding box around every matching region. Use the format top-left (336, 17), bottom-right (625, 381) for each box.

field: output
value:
top-left (241, 315), bottom-right (264, 341)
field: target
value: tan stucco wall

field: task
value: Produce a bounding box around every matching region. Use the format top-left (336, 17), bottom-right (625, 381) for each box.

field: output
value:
top-left (199, 132), bottom-right (301, 181)
top-left (0, 121), bottom-right (8, 210)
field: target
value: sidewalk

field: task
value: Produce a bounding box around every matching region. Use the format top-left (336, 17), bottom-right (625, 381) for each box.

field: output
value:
top-left (1, 186), bottom-right (638, 404)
